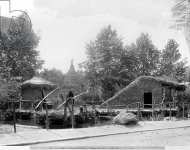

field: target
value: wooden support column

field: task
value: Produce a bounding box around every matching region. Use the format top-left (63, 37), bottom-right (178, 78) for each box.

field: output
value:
top-left (152, 101), bottom-right (154, 121)
top-left (45, 100), bottom-right (49, 129)
top-left (137, 102), bottom-right (140, 120)
top-left (19, 99), bottom-right (22, 110)
top-left (12, 101), bottom-right (16, 133)
top-left (171, 89), bottom-right (175, 102)
top-left (71, 98), bottom-right (75, 128)
top-left (162, 87), bottom-right (166, 103)
top-left (61, 94), bottom-right (67, 121)
top-left (33, 109), bottom-right (36, 125)
top-left (169, 103), bottom-right (172, 120)
top-left (42, 88), bottom-right (49, 130)
top-left (182, 103), bottom-right (185, 119)
top-left (107, 103), bottom-right (110, 113)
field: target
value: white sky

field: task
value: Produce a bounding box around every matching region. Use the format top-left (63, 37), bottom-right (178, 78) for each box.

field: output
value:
top-left (0, 0), bottom-right (190, 73)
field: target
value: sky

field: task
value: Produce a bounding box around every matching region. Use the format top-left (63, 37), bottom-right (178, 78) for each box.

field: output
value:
top-left (0, 0), bottom-right (189, 73)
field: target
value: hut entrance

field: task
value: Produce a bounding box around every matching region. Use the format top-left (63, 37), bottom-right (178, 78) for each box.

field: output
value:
top-left (144, 92), bottom-right (152, 108)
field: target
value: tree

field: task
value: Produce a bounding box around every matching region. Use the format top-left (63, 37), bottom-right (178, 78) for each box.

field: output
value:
top-left (132, 33), bottom-right (160, 76)
top-left (172, 0), bottom-right (190, 51)
top-left (84, 25), bottom-right (124, 100)
top-left (174, 60), bottom-right (188, 82)
top-left (39, 68), bottom-right (65, 87)
top-left (119, 44), bottom-right (139, 83)
top-left (159, 39), bottom-right (187, 82)
top-left (0, 14), bottom-right (43, 107)
top-left (0, 14), bottom-right (43, 81)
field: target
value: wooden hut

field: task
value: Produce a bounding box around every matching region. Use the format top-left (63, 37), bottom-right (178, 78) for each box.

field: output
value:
top-left (21, 77), bottom-right (57, 110)
top-left (101, 76), bottom-right (186, 109)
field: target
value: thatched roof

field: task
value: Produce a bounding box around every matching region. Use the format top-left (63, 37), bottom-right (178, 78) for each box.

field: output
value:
top-left (22, 77), bottom-right (56, 89)
top-left (101, 76), bottom-right (186, 106)
top-left (138, 76), bottom-right (185, 90)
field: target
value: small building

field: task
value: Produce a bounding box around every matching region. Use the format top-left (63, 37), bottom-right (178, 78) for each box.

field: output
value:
top-left (21, 76), bottom-right (57, 110)
top-left (102, 76), bottom-right (186, 108)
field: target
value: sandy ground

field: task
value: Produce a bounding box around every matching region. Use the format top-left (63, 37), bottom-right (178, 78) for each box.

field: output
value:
top-left (31, 123), bottom-right (190, 149)
top-left (1, 120), bottom-right (190, 149)
top-left (0, 124), bottom-right (41, 134)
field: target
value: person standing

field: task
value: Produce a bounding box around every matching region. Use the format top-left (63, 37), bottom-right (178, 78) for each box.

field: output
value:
top-left (67, 91), bottom-right (75, 128)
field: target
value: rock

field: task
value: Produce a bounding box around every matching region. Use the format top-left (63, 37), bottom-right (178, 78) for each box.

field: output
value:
top-left (164, 117), bottom-right (177, 121)
top-left (113, 111), bottom-right (138, 125)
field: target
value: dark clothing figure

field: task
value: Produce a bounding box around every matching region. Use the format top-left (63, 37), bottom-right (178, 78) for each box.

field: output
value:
top-left (67, 91), bottom-right (74, 99)
top-left (66, 91), bottom-right (74, 105)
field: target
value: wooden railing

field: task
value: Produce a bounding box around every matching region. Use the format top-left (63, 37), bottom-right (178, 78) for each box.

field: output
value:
top-left (126, 101), bottom-right (178, 110)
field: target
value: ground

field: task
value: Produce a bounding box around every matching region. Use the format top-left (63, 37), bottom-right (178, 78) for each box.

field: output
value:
top-left (31, 127), bottom-right (190, 149)
top-left (1, 120), bottom-right (190, 150)
top-left (0, 124), bottom-right (41, 134)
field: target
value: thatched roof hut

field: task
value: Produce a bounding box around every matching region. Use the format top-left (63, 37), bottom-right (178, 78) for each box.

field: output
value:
top-left (101, 76), bottom-right (186, 107)
top-left (21, 77), bottom-right (57, 109)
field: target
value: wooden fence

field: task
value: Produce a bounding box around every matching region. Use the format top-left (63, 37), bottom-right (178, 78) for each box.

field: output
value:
top-left (100, 101), bottom-right (190, 120)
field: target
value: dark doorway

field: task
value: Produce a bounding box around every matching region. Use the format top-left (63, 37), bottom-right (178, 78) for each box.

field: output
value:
top-left (144, 92), bottom-right (152, 108)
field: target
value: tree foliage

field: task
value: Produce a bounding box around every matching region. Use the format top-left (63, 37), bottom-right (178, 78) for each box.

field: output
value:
top-left (83, 25), bottom-right (125, 99)
top-left (171, 0), bottom-right (190, 52)
top-left (129, 33), bottom-right (160, 76)
top-left (0, 14), bottom-right (43, 104)
top-left (39, 68), bottom-right (65, 87)
top-left (159, 39), bottom-right (187, 82)
top-left (0, 15), bottom-right (43, 81)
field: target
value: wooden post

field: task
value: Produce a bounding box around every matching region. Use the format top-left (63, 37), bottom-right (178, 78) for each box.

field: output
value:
top-left (160, 103), bottom-right (163, 120)
top-left (188, 103), bottom-right (189, 119)
top-left (126, 105), bottom-right (128, 113)
top-left (182, 103), bottom-right (185, 119)
top-left (169, 103), bottom-right (172, 120)
top-left (45, 100), bottom-right (49, 129)
top-left (33, 110), bottom-right (36, 125)
top-left (13, 101), bottom-right (16, 133)
top-left (93, 105), bottom-right (97, 125)
top-left (137, 102), bottom-right (140, 120)
top-left (107, 103), bottom-right (109, 113)
top-left (71, 98), bottom-right (74, 128)
top-left (152, 102), bottom-right (154, 121)
top-left (60, 94), bottom-right (67, 121)
top-left (19, 99), bottom-right (22, 110)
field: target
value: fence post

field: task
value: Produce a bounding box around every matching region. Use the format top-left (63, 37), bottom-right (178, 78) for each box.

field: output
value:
top-left (160, 103), bottom-right (163, 120)
top-left (33, 110), bottom-right (36, 125)
top-left (137, 102), bottom-right (140, 120)
top-left (169, 103), bottom-right (172, 120)
top-left (13, 101), bottom-right (16, 133)
top-left (107, 103), bottom-right (109, 113)
top-left (71, 98), bottom-right (75, 128)
top-left (188, 103), bottom-right (190, 119)
top-left (152, 102), bottom-right (154, 121)
top-left (182, 103), bottom-right (185, 119)
top-left (188, 104), bottom-right (190, 119)
top-left (45, 101), bottom-right (49, 130)
top-left (126, 105), bottom-right (128, 113)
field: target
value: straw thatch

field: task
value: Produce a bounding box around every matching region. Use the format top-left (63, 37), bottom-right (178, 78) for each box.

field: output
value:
top-left (22, 77), bottom-right (56, 89)
top-left (101, 76), bottom-right (186, 106)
